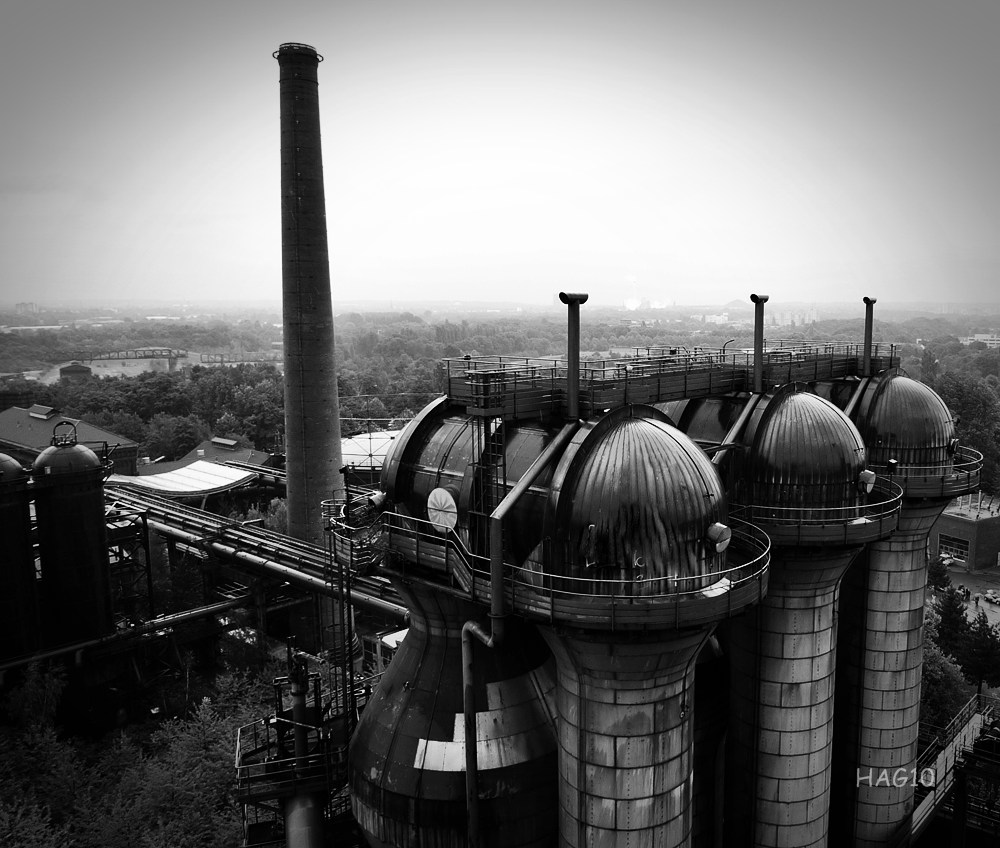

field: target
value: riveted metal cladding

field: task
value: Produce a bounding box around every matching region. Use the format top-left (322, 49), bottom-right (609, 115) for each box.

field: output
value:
top-left (348, 583), bottom-right (558, 848)
top-left (32, 439), bottom-right (113, 647)
top-left (543, 627), bottom-right (710, 848)
top-left (832, 372), bottom-right (980, 848)
top-left (275, 42), bottom-right (343, 545)
top-left (725, 387), bottom-right (875, 848)
top-left (547, 407), bottom-right (728, 593)
top-left (538, 406), bottom-right (742, 848)
top-left (0, 454), bottom-right (38, 660)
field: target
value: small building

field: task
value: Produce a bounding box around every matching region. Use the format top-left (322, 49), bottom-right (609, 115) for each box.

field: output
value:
top-left (930, 494), bottom-right (1000, 572)
top-left (0, 405), bottom-right (139, 475)
top-left (59, 361), bottom-right (93, 382)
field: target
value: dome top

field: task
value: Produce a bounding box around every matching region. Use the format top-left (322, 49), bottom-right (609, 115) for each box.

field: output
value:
top-left (743, 387), bottom-right (866, 509)
top-left (556, 410), bottom-right (727, 582)
top-left (0, 452), bottom-right (26, 483)
top-left (858, 374), bottom-right (954, 468)
top-left (33, 442), bottom-right (102, 476)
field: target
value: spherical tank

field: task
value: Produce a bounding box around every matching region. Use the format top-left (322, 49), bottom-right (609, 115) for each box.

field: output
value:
top-left (381, 398), bottom-right (560, 563)
top-left (349, 582), bottom-right (558, 848)
top-left (0, 453), bottom-right (39, 660)
top-left (738, 385), bottom-right (867, 510)
top-left (856, 374), bottom-right (954, 469)
top-left (549, 407), bottom-right (728, 592)
top-left (32, 434), bottom-right (113, 647)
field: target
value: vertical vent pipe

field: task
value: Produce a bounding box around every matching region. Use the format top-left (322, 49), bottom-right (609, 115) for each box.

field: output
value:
top-left (750, 294), bottom-right (769, 394)
top-left (559, 292), bottom-right (588, 420)
top-left (863, 296), bottom-right (876, 377)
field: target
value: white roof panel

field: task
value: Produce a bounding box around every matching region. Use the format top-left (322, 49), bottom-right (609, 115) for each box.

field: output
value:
top-left (109, 460), bottom-right (256, 497)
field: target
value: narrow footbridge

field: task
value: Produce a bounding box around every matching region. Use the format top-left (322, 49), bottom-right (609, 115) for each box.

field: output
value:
top-left (910, 693), bottom-right (1000, 841)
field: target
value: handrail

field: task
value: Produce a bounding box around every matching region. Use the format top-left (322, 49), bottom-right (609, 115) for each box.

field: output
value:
top-left (732, 478), bottom-right (902, 528)
top-left (375, 511), bottom-right (770, 629)
top-left (870, 446), bottom-right (984, 480)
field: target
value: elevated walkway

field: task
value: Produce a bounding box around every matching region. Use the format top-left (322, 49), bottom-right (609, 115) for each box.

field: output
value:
top-left (444, 342), bottom-right (899, 422)
top-left (910, 693), bottom-right (1000, 842)
top-left (328, 507), bottom-right (770, 632)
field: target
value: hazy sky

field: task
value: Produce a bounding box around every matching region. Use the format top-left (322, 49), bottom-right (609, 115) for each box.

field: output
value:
top-left (2, 0), bottom-right (998, 308)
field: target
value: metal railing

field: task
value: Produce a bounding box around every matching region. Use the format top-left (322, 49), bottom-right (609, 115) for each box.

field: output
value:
top-left (869, 446), bottom-right (983, 499)
top-left (443, 344), bottom-right (901, 420)
top-left (911, 693), bottom-right (1000, 840)
top-left (373, 511), bottom-right (771, 631)
top-left (730, 477), bottom-right (903, 546)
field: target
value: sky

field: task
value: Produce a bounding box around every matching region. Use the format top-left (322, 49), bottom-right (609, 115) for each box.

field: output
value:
top-left (1, 0), bottom-right (999, 309)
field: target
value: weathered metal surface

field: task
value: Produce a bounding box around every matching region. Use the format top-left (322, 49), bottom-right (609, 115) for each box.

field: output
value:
top-left (855, 373), bottom-right (955, 471)
top-left (542, 625), bottom-right (711, 848)
top-left (32, 442), bottom-right (113, 647)
top-left (546, 407), bottom-right (728, 590)
top-left (349, 584), bottom-right (558, 848)
top-left (0, 455), bottom-right (37, 660)
top-left (833, 374), bottom-right (979, 847)
top-left (729, 387), bottom-right (902, 547)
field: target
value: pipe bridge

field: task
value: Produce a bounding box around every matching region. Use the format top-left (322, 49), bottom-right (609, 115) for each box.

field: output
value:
top-left (104, 486), bottom-right (408, 624)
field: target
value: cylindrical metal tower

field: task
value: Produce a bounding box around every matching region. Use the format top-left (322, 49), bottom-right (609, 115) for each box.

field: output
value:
top-left (539, 407), bottom-right (752, 847)
top-left (275, 42), bottom-right (343, 545)
top-left (0, 453), bottom-right (38, 660)
top-left (32, 424), bottom-right (112, 648)
top-left (349, 584), bottom-right (559, 848)
top-left (832, 374), bottom-right (981, 846)
top-left (724, 386), bottom-right (901, 848)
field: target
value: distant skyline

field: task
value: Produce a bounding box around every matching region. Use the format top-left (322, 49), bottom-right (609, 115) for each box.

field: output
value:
top-left (2, 1), bottom-right (999, 308)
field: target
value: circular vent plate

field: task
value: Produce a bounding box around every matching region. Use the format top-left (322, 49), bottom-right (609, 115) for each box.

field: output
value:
top-left (427, 487), bottom-right (458, 533)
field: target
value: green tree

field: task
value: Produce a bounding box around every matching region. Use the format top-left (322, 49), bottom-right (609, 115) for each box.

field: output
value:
top-left (960, 610), bottom-right (1000, 693)
top-left (143, 414), bottom-right (211, 461)
top-left (927, 557), bottom-right (952, 592)
top-left (935, 586), bottom-right (970, 660)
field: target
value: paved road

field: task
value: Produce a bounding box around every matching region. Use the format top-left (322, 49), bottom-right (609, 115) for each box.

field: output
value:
top-left (945, 565), bottom-right (1000, 627)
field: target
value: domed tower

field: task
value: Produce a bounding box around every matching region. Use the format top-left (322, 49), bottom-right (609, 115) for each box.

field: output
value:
top-left (0, 453), bottom-right (38, 660)
top-left (832, 374), bottom-right (981, 847)
top-left (32, 423), bottom-right (113, 648)
top-left (348, 399), bottom-right (562, 848)
top-left (538, 406), bottom-right (768, 848)
top-left (723, 386), bottom-right (901, 848)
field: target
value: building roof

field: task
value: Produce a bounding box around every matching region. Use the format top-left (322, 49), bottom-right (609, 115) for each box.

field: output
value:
top-left (109, 460), bottom-right (257, 498)
top-left (138, 437), bottom-right (275, 475)
top-left (342, 429), bottom-right (404, 471)
top-left (0, 405), bottom-right (138, 454)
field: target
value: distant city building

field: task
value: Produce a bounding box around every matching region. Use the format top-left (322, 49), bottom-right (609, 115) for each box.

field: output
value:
top-left (14, 302), bottom-right (38, 315)
top-left (960, 333), bottom-right (1000, 349)
top-left (0, 325), bottom-right (67, 334)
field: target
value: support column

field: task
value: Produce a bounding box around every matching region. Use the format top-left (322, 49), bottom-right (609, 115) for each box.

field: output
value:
top-left (833, 502), bottom-right (947, 847)
top-left (728, 548), bottom-right (860, 848)
top-left (542, 628), bottom-right (710, 848)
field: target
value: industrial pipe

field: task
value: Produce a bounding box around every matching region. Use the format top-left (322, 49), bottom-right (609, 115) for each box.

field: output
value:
top-left (559, 292), bottom-right (589, 420)
top-left (285, 653), bottom-right (325, 848)
top-left (0, 594), bottom-right (252, 677)
top-left (751, 293), bottom-right (769, 394)
top-left (141, 518), bottom-right (410, 624)
top-left (862, 296), bottom-right (876, 377)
